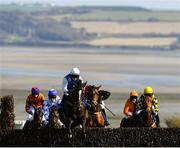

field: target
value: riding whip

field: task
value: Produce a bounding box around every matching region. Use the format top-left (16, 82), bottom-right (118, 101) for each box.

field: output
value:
top-left (100, 103), bottom-right (116, 116)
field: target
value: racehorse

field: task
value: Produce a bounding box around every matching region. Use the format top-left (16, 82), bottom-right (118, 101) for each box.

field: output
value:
top-left (85, 85), bottom-right (105, 127)
top-left (23, 106), bottom-right (44, 129)
top-left (45, 107), bottom-right (61, 129)
top-left (58, 81), bottom-right (88, 138)
top-left (120, 96), bottom-right (157, 128)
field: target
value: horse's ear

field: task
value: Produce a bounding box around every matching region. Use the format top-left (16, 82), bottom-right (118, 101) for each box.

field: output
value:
top-left (96, 85), bottom-right (102, 90)
top-left (82, 81), bottom-right (87, 87)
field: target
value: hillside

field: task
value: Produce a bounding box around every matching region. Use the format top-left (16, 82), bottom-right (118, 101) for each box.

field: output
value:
top-left (0, 4), bottom-right (180, 49)
top-left (0, 11), bottom-right (95, 44)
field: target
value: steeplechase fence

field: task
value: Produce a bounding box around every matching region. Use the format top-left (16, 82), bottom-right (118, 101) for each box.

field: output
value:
top-left (0, 95), bottom-right (180, 146)
top-left (0, 95), bottom-right (15, 130)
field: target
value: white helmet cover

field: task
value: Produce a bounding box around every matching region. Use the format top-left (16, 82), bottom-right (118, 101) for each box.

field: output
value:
top-left (70, 67), bottom-right (80, 76)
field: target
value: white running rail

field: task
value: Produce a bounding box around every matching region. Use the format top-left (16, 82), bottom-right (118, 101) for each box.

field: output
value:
top-left (14, 120), bottom-right (26, 129)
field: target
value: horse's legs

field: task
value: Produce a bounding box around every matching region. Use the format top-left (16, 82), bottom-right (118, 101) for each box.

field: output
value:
top-left (58, 108), bottom-right (66, 127)
top-left (68, 119), bottom-right (73, 138)
top-left (120, 117), bottom-right (132, 127)
top-left (82, 118), bottom-right (86, 138)
top-left (120, 118), bottom-right (126, 127)
top-left (23, 120), bottom-right (32, 129)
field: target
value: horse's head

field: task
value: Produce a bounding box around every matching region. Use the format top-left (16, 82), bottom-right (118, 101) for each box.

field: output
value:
top-left (84, 84), bottom-right (102, 113)
top-left (49, 107), bottom-right (59, 118)
top-left (33, 106), bottom-right (44, 124)
top-left (84, 85), bottom-right (101, 103)
top-left (138, 96), bottom-right (156, 127)
top-left (67, 81), bottom-right (87, 109)
top-left (49, 107), bottom-right (59, 127)
top-left (145, 96), bottom-right (153, 112)
top-left (69, 81), bottom-right (87, 97)
top-left (91, 85), bottom-right (101, 103)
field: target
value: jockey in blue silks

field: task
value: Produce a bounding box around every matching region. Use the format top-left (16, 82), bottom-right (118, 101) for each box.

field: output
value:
top-left (61, 67), bottom-right (83, 96)
top-left (59, 68), bottom-right (86, 118)
top-left (43, 89), bottom-right (63, 126)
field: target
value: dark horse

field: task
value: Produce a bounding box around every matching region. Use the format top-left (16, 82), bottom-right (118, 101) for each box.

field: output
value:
top-left (59, 81), bottom-right (88, 138)
top-left (120, 96), bottom-right (158, 128)
top-left (45, 107), bottom-right (61, 129)
top-left (23, 106), bottom-right (44, 129)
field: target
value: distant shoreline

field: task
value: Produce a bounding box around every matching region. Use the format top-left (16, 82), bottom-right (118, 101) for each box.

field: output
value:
top-left (0, 42), bottom-right (177, 51)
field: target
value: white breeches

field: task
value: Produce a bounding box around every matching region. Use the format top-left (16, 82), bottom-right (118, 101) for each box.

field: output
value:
top-left (27, 106), bottom-right (45, 121)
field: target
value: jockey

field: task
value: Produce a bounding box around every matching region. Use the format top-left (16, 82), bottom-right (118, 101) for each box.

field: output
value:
top-left (123, 90), bottom-right (138, 117)
top-left (136, 86), bottom-right (160, 126)
top-left (61, 67), bottom-right (83, 102)
top-left (43, 89), bottom-right (63, 126)
top-left (25, 87), bottom-right (46, 122)
top-left (59, 67), bottom-right (84, 119)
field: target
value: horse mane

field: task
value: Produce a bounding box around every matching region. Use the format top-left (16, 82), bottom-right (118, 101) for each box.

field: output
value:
top-left (48, 108), bottom-right (59, 128)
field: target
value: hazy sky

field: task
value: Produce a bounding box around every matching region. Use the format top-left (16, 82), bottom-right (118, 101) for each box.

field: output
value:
top-left (0, 0), bottom-right (180, 10)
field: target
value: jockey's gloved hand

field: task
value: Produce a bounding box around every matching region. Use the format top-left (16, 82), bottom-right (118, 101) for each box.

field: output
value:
top-left (50, 105), bottom-right (56, 110)
top-left (134, 111), bottom-right (140, 115)
top-left (153, 111), bottom-right (158, 116)
top-left (28, 110), bottom-right (33, 115)
top-left (57, 100), bottom-right (61, 105)
top-left (127, 112), bottom-right (133, 116)
top-left (64, 92), bottom-right (69, 96)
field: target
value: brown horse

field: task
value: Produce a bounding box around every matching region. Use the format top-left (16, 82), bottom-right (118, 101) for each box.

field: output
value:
top-left (58, 81), bottom-right (88, 138)
top-left (23, 106), bottom-right (44, 129)
top-left (85, 85), bottom-right (105, 127)
top-left (31, 106), bottom-right (44, 129)
top-left (120, 96), bottom-right (157, 128)
top-left (144, 96), bottom-right (157, 128)
top-left (45, 108), bottom-right (61, 129)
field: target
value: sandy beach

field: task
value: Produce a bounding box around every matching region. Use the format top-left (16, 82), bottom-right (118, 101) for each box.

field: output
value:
top-left (0, 46), bottom-right (180, 127)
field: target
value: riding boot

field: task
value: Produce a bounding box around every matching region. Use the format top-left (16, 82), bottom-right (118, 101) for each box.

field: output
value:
top-left (155, 114), bottom-right (160, 127)
top-left (102, 109), bottom-right (110, 126)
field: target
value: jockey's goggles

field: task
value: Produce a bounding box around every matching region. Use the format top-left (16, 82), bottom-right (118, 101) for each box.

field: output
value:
top-left (130, 96), bottom-right (138, 100)
top-left (71, 74), bottom-right (79, 78)
top-left (49, 94), bottom-right (56, 99)
top-left (144, 93), bottom-right (153, 97)
top-left (33, 94), bottom-right (38, 98)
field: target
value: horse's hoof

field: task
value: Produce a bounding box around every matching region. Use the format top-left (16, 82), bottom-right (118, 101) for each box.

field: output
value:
top-left (83, 133), bottom-right (86, 139)
top-left (68, 134), bottom-right (73, 139)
